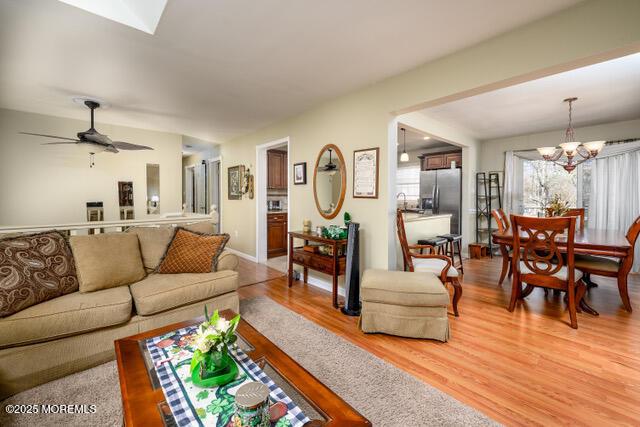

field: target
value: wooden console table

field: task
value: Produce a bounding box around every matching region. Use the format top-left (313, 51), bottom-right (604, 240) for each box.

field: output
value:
top-left (288, 231), bottom-right (347, 308)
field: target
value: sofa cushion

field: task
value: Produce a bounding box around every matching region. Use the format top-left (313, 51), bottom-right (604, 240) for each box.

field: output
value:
top-left (129, 270), bottom-right (238, 315)
top-left (157, 228), bottom-right (230, 274)
top-left (0, 286), bottom-right (132, 348)
top-left (70, 233), bottom-right (146, 292)
top-left (182, 221), bottom-right (216, 234)
top-left (0, 231), bottom-right (79, 317)
top-left (127, 225), bottom-right (174, 270)
top-left (361, 269), bottom-right (450, 307)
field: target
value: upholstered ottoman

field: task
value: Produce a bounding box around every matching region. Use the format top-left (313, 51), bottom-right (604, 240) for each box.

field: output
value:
top-left (359, 269), bottom-right (450, 342)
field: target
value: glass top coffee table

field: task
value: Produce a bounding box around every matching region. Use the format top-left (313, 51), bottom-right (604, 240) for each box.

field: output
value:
top-left (115, 310), bottom-right (370, 426)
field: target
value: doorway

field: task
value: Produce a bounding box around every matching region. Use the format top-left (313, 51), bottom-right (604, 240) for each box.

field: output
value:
top-left (255, 137), bottom-right (290, 265)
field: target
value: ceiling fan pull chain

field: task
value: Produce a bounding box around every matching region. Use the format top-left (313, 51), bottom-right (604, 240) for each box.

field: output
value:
top-left (89, 153), bottom-right (95, 168)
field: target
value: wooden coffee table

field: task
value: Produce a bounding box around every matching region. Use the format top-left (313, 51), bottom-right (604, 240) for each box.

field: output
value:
top-left (115, 310), bottom-right (370, 426)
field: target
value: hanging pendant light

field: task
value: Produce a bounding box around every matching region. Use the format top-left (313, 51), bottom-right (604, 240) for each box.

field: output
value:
top-left (400, 127), bottom-right (409, 162)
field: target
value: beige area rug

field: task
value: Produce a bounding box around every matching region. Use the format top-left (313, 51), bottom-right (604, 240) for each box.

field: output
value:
top-left (1, 297), bottom-right (498, 426)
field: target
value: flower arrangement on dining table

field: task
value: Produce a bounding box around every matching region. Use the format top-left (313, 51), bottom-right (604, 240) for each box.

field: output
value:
top-left (547, 193), bottom-right (570, 217)
top-left (190, 308), bottom-right (241, 387)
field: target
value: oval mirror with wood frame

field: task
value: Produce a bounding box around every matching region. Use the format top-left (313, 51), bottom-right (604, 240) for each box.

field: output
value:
top-left (313, 144), bottom-right (346, 220)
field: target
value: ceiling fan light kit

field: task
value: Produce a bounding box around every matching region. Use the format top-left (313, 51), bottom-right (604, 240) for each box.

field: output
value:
top-left (19, 99), bottom-right (153, 168)
top-left (536, 97), bottom-right (605, 173)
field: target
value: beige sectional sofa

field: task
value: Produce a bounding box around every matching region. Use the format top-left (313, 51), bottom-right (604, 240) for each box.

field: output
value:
top-left (0, 222), bottom-right (240, 399)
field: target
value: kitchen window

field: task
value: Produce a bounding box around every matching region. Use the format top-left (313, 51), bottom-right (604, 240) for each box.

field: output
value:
top-left (396, 164), bottom-right (420, 203)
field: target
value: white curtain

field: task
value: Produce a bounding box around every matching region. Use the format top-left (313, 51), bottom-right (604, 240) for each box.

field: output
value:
top-left (590, 146), bottom-right (640, 272)
top-left (503, 151), bottom-right (516, 214)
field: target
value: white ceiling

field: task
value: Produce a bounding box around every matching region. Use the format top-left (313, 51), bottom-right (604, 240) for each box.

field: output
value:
top-left (0, 0), bottom-right (579, 143)
top-left (421, 53), bottom-right (640, 141)
top-left (397, 126), bottom-right (452, 152)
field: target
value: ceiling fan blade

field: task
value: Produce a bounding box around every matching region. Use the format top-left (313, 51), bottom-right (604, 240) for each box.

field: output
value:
top-left (42, 141), bottom-right (80, 145)
top-left (105, 146), bottom-right (119, 153)
top-left (20, 132), bottom-right (78, 141)
top-left (112, 141), bottom-right (153, 151)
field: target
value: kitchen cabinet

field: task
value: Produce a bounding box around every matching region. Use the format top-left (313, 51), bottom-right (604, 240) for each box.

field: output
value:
top-left (419, 150), bottom-right (462, 170)
top-left (267, 212), bottom-right (288, 258)
top-left (267, 149), bottom-right (287, 190)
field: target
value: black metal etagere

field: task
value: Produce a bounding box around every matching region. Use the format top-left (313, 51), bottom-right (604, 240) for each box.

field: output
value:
top-left (475, 171), bottom-right (502, 256)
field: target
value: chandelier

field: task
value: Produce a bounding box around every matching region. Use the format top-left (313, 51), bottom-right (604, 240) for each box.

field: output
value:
top-left (536, 97), bottom-right (605, 172)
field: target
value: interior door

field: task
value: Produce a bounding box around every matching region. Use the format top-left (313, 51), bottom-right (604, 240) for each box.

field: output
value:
top-left (210, 160), bottom-right (221, 231)
top-left (185, 166), bottom-right (195, 213)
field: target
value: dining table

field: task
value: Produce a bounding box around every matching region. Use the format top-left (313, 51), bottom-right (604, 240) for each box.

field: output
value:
top-left (492, 227), bottom-right (633, 315)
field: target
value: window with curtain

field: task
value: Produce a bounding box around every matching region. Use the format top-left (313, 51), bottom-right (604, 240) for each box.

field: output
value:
top-left (396, 164), bottom-right (420, 203)
top-left (521, 160), bottom-right (591, 221)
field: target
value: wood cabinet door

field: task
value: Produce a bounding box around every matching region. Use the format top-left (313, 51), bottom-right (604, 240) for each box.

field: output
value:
top-left (267, 219), bottom-right (287, 257)
top-left (267, 151), bottom-right (277, 189)
top-left (444, 152), bottom-right (462, 167)
top-left (425, 155), bottom-right (445, 170)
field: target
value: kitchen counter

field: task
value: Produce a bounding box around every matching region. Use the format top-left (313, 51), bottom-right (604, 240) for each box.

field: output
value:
top-left (402, 212), bottom-right (452, 223)
top-left (268, 210), bottom-right (287, 214)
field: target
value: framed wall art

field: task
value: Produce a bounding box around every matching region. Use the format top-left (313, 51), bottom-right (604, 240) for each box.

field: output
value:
top-left (353, 147), bottom-right (379, 198)
top-left (293, 162), bottom-right (307, 185)
top-left (227, 165), bottom-right (245, 200)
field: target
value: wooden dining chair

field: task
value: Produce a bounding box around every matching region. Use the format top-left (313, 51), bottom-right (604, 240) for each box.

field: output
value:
top-left (396, 209), bottom-right (463, 316)
top-left (546, 207), bottom-right (585, 231)
top-left (574, 215), bottom-right (640, 312)
top-left (491, 208), bottom-right (512, 285)
top-left (509, 215), bottom-right (586, 329)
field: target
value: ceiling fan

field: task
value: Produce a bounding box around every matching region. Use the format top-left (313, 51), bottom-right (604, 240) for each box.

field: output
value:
top-left (319, 148), bottom-right (338, 172)
top-left (20, 100), bottom-right (153, 167)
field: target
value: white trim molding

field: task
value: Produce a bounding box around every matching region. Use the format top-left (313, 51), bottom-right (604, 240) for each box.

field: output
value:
top-left (255, 136), bottom-right (290, 264)
top-left (224, 247), bottom-right (258, 263)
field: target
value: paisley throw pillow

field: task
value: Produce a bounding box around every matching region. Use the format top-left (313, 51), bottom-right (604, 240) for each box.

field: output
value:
top-left (0, 231), bottom-right (79, 317)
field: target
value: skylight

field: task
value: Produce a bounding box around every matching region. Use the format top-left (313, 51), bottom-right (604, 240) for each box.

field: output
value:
top-left (58, 0), bottom-right (167, 34)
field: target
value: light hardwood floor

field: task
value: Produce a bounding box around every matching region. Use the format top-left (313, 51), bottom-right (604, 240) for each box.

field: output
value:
top-left (235, 257), bottom-right (639, 426)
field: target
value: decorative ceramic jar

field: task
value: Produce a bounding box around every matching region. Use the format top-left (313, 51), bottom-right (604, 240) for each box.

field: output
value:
top-left (233, 382), bottom-right (270, 427)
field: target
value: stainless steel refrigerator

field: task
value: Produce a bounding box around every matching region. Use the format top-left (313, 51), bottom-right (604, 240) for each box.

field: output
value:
top-left (420, 168), bottom-right (461, 234)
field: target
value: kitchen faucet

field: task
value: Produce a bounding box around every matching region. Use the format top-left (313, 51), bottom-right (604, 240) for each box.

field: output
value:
top-left (396, 192), bottom-right (407, 211)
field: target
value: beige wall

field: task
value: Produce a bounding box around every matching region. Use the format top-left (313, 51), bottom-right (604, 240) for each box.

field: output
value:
top-left (480, 118), bottom-right (640, 172)
top-left (0, 108), bottom-right (183, 225)
top-left (219, 0), bottom-right (640, 275)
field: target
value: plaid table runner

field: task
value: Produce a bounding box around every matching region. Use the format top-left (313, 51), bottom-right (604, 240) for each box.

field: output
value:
top-left (146, 325), bottom-right (310, 427)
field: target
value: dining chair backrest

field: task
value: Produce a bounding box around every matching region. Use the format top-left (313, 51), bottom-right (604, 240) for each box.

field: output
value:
top-left (511, 214), bottom-right (577, 287)
top-left (491, 208), bottom-right (509, 232)
top-left (396, 209), bottom-right (413, 272)
top-left (626, 215), bottom-right (640, 262)
top-left (546, 207), bottom-right (585, 231)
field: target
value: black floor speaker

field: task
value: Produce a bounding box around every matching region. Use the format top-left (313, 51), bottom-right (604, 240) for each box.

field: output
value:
top-left (341, 222), bottom-right (361, 316)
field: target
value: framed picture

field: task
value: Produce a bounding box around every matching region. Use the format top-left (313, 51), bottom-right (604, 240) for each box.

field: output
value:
top-left (293, 162), bottom-right (307, 185)
top-left (228, 165), bottom-right (245, 200)
top-left (353, 147), bottom-right (379, 198)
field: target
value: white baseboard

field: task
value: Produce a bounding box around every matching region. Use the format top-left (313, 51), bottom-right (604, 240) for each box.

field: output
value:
top-left (225, 247), bottom-right (257, 262)
top-left (301, 274), bottom-right (346, 297)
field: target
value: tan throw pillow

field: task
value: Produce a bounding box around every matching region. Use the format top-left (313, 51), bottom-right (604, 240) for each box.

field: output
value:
top-left (70, 233), bottom-right (146, 292)
top-left (157, 228), bottom-right (229, 274)
top-left (0, 231), bottom-right (79, 317)
top-left (127, 225), bottom-right (174, 270)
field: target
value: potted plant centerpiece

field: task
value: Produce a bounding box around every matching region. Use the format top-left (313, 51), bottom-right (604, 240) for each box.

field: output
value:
top-left (190, 308), bottom-right (240, 387)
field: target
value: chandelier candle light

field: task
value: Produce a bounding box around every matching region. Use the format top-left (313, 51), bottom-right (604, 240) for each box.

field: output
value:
top-left (536, 98), bottom-right (605, 172)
